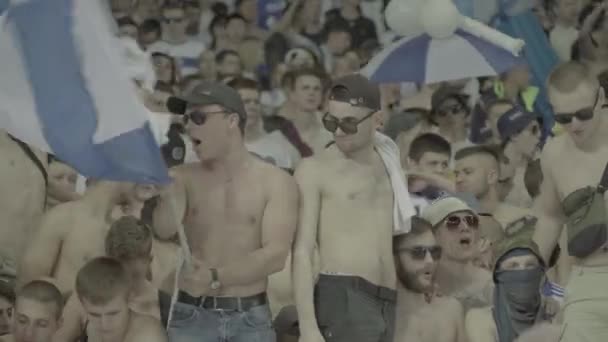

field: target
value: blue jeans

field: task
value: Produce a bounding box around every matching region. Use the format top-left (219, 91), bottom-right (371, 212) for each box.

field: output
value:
top-left (168, 302), bottom-right (276, 342)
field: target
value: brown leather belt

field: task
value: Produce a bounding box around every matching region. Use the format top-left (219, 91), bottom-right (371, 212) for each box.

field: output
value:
top-left (177, 291), bottom-right (267, 311)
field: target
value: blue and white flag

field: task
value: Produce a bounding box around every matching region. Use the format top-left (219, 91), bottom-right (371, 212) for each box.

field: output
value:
top-left (0, 0), bottom-right (169, 184)
top-left (542, 280), bottom-right (565, 303)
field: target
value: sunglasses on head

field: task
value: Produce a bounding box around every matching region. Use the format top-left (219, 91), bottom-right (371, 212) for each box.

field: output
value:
top-left (437, 103), bottom-right (465, 117)
top-left (554, 89), bottom-right (599, 125)
top-left (322, 111), bottom-right (375, 135)
top-left (444, 215), bottom-right (479, 230)
top-left (397, 246), bottom-right (443, 261)
top-left (183, 110), bottom-right (227, 126)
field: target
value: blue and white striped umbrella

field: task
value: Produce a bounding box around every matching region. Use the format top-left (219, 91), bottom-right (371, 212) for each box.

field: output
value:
top-left (362, 29), bottom-right (523, 84)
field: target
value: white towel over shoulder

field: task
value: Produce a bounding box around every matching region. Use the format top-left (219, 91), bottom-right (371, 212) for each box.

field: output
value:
top-left (374, 132), bottom-right (415, 235)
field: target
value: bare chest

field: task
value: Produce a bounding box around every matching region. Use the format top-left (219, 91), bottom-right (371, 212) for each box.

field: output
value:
top-left (182, 173), bottom-right (268, 255)
top-left (400, 305), bottom-right (457, 342)
top-left (552, 147), bottom-right (608, 199)
top-left (322, 164), bottom-right (393, 207)
top-left (61, 219), bottom-right (108, 268)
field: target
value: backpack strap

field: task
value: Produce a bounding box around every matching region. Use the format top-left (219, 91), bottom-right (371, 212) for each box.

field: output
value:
top-left (8, 135), bottom-right (48, 207)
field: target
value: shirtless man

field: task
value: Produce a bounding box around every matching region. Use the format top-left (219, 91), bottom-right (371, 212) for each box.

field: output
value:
top-left (421, 196), bottom-right (493, 309)
top-left (454, 146), bottom-right (533, 229)
top-left (466, 239), bottom-right (545, 342)
top-left (2, 280), bottom-right (64, 342)
top-left (55, 216), bottom-right (160, 342)
top-left (0, 132), bottom-right (47, 279)
top-left (533, 61), bottom-right (608, 341)
top-left (273, 68), bottom-right (333, 161)
top-left (294, 74), bottom-right (400, 342)
top-left (153, 81), bottom-right (297, 341)
top-left (393, 216), bottom-right (466, 342)
top-left (18, 180), bottom-right (153, 295)
top-left (75, 257), bottom-right (167, 342)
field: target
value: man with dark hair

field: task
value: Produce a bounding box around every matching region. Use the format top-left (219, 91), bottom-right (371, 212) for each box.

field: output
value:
top-left (496, 107), bottom-right (542, 207)
top-left (319, 19), bottom-right (352, 73)
top-left (76, 257), bottom-right (167, 342)
top-left (269, 68), bottom-right (332, 164)
top-left (294, 74), bottom-right (410, 342)
top-left (138, 19), bottom-right (162, 50)
top-left (393, 217), bottom-right (467, 342)
top-left (153, 81), bottom-right (297, 342)
top-left (430, 86), bottom-right (472, 152)
top-left (215, 49), bottom-right (243, 80)
top-left (454, 146), bottom-right (534, 230)
top-left (11, 280), bottom-right (63, 342)
top-left (408, 133), bottom-right (452, 178)
top-left (227, 77), bottom-right (294, 171)
top-left (148, 3), bottom-right (205, 76)
top-left (323, 0), bottom-right (377, 49)
top-left (534, 60), bottom-right (608, 342)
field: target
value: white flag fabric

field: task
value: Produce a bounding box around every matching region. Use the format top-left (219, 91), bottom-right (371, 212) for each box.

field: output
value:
top-left (0, 0), bottom-right (169, 184)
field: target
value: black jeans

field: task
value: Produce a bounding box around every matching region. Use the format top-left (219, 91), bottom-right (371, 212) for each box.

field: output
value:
top-left (314, 275), bottom-right (396, 342)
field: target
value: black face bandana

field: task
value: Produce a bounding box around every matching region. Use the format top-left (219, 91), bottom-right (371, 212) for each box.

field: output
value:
top-left (493, 266), bottom-right (544, 342)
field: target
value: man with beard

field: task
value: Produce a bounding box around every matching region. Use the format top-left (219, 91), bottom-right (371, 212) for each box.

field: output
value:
top-left (466, 238), bottom-right (546, 342)
top-left (454, 146), bottom-right (534, 230)
top-left (393, 217), bottom-right (466, 342)
top-left (421, 197), bottom-right (493, 310)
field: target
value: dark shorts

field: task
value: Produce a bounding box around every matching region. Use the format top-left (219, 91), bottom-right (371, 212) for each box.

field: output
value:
top-left (314, 275), bottom-right (396, 342)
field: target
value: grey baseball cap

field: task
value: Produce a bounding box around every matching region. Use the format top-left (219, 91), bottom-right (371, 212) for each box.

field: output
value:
top-left (183, 80), bottom-right (247, 120)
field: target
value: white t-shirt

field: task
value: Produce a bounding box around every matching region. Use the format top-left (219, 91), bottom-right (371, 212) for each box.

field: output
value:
top-left (148, 40), bottom-right (206, 76)
top-left (246, 131), bottom-right (296, 170)
top-left (550, 24), bottom-right (579, 62)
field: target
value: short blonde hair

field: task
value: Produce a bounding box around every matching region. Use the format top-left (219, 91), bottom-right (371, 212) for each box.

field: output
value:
top-left (76, 257), bottom-right (130, 306)
top-left (547, 61), bottom-right (598, 93)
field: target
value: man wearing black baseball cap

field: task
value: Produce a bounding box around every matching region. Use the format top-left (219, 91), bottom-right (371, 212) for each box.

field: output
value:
top-left (294, 74), bottom-right (399, 342)
top-left (497, 107), bottom-right (541, 207)
top-left (153, 81), bottom-right (298, 342)
top-left (430, 85), bottom-right (472, 151)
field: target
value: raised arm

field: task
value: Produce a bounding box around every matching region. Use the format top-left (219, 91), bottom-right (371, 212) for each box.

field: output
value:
top-left (152, 168), bottom-right (187, 241)
top-left (214, 169), bottom-right (299, 286)
top-left (18, 206), bottom-right (70, 291)
top-left (532, 149), bottom-right (565, 264)
top-left (292, 159), bottom-right (324, 342)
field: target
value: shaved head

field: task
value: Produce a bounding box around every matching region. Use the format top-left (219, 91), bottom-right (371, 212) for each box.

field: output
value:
top-left (548, 61), bottom-right (599, 94)
top-left (455, 146), bottom-right (499, 170)
top-left (454, 146), bottom-right (500, 198)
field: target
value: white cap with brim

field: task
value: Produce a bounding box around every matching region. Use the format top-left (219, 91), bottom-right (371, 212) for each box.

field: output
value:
top-left (421, 196), bottom-right (476, 227)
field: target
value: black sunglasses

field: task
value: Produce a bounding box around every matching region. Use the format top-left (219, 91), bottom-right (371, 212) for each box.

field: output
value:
top-left (437, 103), bottom-right (465, 117)
top-left (183, 110), bottom-right (227, 126)
top-left (397, 246), bottom-right (443, 261)
top-left (322, 111), bottom-right (375, 135)
top-left (444, 215), bottom-right (479, 230)
top-left (554, 89), bottom-right (599, 125)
